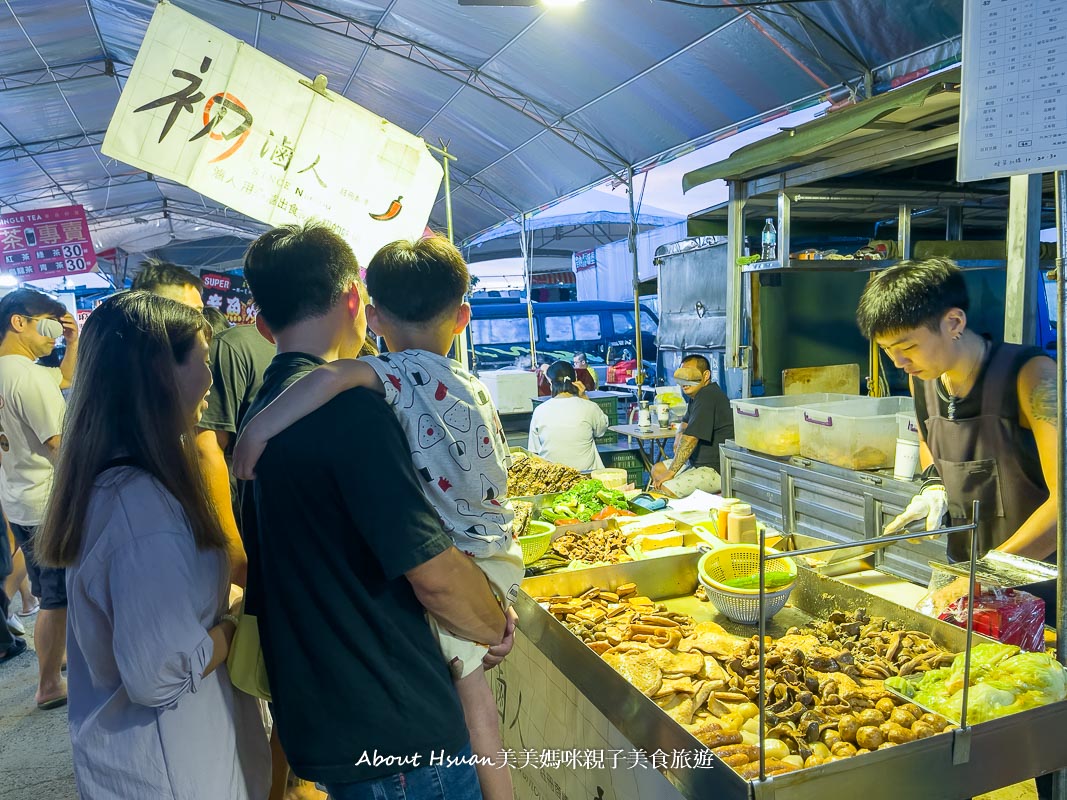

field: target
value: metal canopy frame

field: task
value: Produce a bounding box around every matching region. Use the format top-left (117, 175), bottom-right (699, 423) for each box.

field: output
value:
top-left (0, 0), bottom-right (965, 272)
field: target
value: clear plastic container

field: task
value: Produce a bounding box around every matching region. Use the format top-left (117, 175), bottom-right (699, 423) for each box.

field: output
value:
top-left (731, 393), bottom-right (852, 456)
top-left (896, 410), bottom-right (919, 443)
top-left (798, 396), bottom-right (915, 471)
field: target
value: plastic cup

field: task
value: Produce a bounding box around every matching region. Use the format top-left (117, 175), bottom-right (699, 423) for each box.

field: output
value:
top-left (655, 404), bottom-right (670, 427)
top-left (894, 438), bottom-right (920, 480)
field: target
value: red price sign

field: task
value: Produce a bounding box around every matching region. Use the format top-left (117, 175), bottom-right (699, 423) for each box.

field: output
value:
top-left (0, 205), bottom-right (97, 281)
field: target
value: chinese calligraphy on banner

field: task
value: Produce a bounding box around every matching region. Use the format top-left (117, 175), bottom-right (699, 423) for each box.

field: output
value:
top-left (0, 205), bottom-right (97, 280)
top-left (102, 1), bottom-right (444, 266)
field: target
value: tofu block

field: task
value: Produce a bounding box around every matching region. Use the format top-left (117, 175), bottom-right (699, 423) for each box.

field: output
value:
top-left (633, 531), bottom-right (685, 552)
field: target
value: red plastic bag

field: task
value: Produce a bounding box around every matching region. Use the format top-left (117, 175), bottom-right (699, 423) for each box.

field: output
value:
top-left (607, 360), bottom-right (638, 384)
top-left (938, 588), bottom-right (1046, 652)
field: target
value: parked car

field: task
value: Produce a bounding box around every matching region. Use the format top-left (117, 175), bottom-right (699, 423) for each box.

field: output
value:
top-left (468, 301), bottom-right (659, 379)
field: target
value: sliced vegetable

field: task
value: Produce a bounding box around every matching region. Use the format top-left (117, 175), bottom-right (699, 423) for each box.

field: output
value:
top-left (721, 571), bottom-right (795, 590)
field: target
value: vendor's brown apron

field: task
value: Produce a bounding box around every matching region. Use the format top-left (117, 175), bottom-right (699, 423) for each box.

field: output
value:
top-left (922, 344), bottom-right (1049, 562)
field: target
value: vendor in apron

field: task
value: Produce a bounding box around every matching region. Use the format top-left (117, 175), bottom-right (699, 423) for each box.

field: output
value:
top-left (856, 257), bottom-right (1057, 569)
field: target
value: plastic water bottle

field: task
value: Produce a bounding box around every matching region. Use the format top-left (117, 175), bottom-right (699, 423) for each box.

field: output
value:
top-left (761, 218), bottom-right (777, 261)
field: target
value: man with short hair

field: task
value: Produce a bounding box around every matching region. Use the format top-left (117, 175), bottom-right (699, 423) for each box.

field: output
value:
top-left (134, 260), bottom-right (250, 584)
top-left (240, 222), bottom-right (506, 795)
top-left (651, 354), bottom-right (733, 497)
top-left (196, 320), bottom-right (274, 587)
top-left (0, 288), bottom-right (78, 707)
top-left (858, 258), bottom-right (1057, 561)
top-left (131, 258), bottom-right (205, 311)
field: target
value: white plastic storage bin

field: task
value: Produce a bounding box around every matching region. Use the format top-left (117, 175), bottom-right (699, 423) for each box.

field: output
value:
top-left (478, 369), bottom-right (538, 415)
top-left (798, 396), bottom-right (915, 471)
top-left (731, 393), bottom-right (853, 457)
top-left (896, 411), bottom-right (920, 443)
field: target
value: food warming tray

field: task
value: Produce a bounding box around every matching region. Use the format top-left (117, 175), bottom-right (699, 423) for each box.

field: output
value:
top-left (515, 553), bottom-right (1067, 800)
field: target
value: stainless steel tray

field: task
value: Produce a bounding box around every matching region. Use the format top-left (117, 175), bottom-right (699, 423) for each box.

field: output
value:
top-left (885, 660), bottom-right (1067, 726)
top-left (929, 550), bottom-right (1058, 589)
top-left (517, 554), bottom-right (1067, 800)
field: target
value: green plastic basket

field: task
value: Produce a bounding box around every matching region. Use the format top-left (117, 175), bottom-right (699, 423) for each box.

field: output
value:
top-left (518, 520), bottom-right (555, 565)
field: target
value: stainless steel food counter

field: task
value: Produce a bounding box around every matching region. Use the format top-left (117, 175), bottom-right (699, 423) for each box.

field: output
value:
top-left (494, 553), bottom-right (1067, 800)
top-left (720, 441), bottom-right (945, 585)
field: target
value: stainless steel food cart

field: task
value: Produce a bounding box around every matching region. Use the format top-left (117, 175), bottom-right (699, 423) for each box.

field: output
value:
top-left (494, 553), bottom-right (1067, 800)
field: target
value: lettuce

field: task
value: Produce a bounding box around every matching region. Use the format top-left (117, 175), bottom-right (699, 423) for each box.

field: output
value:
top-left (892, 644), bottom-right (1066, 724)
top-left (543, 480), bottom-right (628, 523)
top-left (986, 652), bottom-right (1066, 703)
top-left (944, 642), bottom-right (1019, 694)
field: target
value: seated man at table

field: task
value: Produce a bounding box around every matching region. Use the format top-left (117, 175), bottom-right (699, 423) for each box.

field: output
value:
top-left (651, 355), bottom-right (733, 497)
top-left (572, 352), bottom-right (598, 393)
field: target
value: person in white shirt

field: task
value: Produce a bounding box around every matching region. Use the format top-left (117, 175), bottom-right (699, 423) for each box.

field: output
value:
top-left (528, 361), bottom-right (609, 471)
top-left (0, 288), bottom-right (78, 709)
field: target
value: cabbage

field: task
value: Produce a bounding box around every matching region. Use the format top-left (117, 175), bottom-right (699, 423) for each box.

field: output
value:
top-left (986, 652), bottom-right (1067, 704)
top-left (892, 645), bottom-right (1066, 724)
top-left (957, 682), bottom-right (1018, 723)
top-left (944, 642), bottom-right (1019, 694)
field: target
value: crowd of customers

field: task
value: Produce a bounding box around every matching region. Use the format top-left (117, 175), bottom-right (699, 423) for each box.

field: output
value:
top-left (0, 221), bottom-right (733, 799)
top-left (0, 227), bottom-right (516, 800)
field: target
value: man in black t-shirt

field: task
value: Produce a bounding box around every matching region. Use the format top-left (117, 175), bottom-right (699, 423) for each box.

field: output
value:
top-left (651, 354), bottom-right (734, 497)
top-left (240, 222), bottom-right (507, 795)
top-left (196, 323), bottom-right (274, 560)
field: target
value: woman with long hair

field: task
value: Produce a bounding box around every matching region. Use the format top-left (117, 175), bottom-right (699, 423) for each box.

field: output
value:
top-left (37, 291), bottom-right (269, 799)
top-left (528, 360), bottom-right (609, 471)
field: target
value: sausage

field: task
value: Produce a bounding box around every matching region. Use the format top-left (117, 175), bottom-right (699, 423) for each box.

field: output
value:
top-left (720, 753), bottom-right (750, 768)
top-left (712, 744), bottom-right (761, 761)
top-left (739, 759), bottom-right (799, 780)
top-left (697, 730), bottom-right (742, 749)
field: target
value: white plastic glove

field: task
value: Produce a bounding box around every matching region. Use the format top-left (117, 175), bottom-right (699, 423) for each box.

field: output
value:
top-left (883, 485), bottom-right (949, 536)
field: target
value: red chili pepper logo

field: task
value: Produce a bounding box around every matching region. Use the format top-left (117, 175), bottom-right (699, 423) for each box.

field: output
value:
top-left (369, 196), bottom-right (403, 221)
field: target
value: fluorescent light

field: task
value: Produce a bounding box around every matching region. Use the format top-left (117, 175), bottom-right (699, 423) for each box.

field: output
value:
top-left (542, 0), bottom-right (584, 6)
top-left (0, 274), bottom-right (19, 289)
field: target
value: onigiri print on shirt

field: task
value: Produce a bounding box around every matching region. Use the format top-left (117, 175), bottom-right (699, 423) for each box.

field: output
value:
top-left (364, 350), bottom-right (513, 557)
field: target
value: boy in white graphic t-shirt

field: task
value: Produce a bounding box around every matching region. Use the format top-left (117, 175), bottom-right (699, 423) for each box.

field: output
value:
top-left (234, 236), bottom-right (522, 800)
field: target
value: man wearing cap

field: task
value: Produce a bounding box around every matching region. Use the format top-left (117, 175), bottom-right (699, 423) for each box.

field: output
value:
top-left (0, 288), bottom-right (78, 709)
top-left (651, 354), bottom-right (733, 497)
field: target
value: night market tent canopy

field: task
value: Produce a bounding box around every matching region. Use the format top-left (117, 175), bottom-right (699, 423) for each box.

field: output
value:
top-left (0, 0), bottom-right (963, 279)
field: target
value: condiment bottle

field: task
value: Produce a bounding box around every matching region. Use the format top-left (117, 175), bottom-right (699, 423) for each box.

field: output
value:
top-left (717, 498), bottom-right (740, 541)
top-left (727, 503), bottom-right (758, 545)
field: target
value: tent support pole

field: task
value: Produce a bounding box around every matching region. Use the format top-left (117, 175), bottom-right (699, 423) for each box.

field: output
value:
top-left (521, 212), bottom-right (537, 371)
top-left (627, 165), bottom-right (644, 388)
top-left (426, 141), bottom-right (467, 369)
top-left (1055, 169), bottom-right (1067, 800)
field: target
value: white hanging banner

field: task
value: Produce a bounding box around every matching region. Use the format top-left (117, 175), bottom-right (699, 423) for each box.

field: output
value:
top-left (102, 1), bottom-right (443, 265)
top-left (958, 0), bottom-right (1067, 182)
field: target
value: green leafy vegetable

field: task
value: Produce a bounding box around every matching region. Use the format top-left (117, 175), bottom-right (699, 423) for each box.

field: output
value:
top-left (721, 571), bottom-right (795, 590)
top-left (888, 643), bottom-right (1066, 723)
top-left (539, 480), bottom-right (627, 523)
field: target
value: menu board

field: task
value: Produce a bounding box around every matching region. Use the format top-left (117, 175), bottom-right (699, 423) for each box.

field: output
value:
top-left (958, 0), bottom-right (1067, 181)
top-left (0, 205), bottom-right (97, 280)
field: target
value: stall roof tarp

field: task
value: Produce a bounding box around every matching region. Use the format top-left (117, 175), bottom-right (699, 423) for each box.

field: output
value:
top-left (682, 67), bottom-right (963, 191)
top-left (0, 0), bottom-right (964, 275)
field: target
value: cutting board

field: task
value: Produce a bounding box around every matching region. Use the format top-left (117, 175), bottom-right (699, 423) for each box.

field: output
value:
top-left (782, 363), bottom-right (861, 395)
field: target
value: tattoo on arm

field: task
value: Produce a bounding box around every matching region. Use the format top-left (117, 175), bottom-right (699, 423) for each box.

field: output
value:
top-left (671, 435), bottom-right (698, 474)
top-left (1029, 374), bottom-right (1057, 425)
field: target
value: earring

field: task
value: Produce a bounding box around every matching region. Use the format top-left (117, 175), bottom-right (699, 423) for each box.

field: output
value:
top-left (953, 334), bottom-right (961, 341)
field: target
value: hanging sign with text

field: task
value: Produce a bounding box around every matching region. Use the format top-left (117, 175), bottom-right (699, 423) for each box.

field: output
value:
top-left (102, 1), bottom-right (443, 265)
top-left (0, 205), bottom-right (97, 280)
